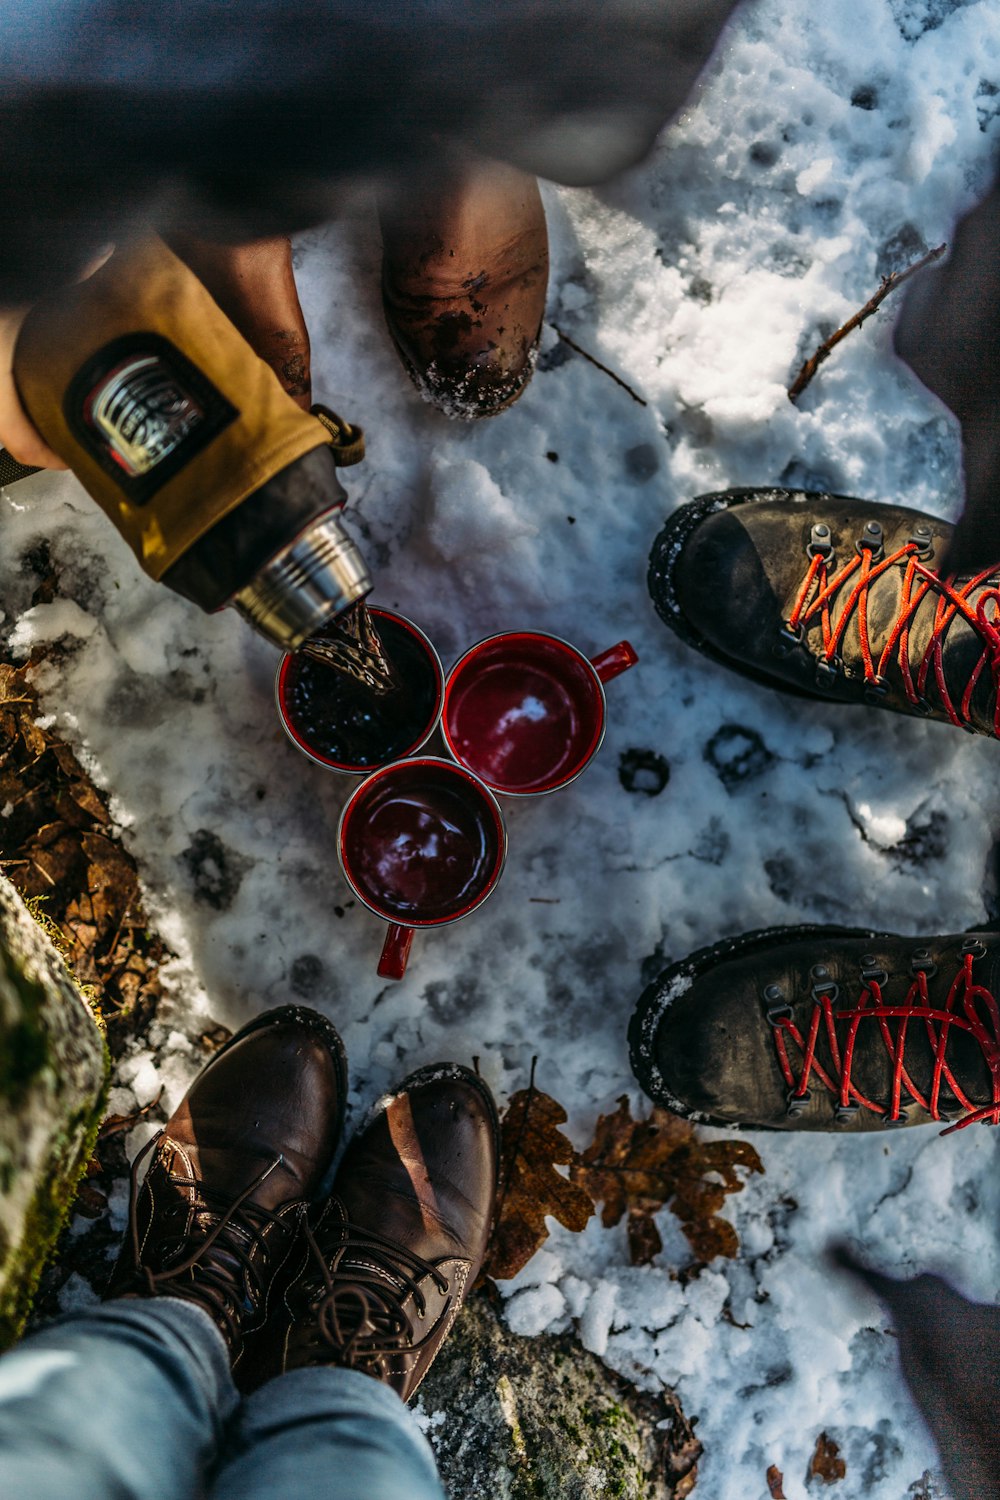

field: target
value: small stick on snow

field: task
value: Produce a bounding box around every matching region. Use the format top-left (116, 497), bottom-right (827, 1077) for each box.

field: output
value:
top-left (787, 243), bottom-right (947, 402)
top-left (550, 324), bottom-right (648, 406)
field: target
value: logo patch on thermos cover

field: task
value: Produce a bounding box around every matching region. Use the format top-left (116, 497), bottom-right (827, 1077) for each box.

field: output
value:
top-left (66, 334), bottom-right (237, 503)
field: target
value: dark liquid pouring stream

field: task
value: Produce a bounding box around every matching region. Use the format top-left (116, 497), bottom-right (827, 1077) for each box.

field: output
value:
top-left (300, 601), bottom-right (400, 695)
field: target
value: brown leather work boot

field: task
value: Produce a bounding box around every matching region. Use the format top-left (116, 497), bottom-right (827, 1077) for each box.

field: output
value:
top-left (106, 1005), bottom-right (347, 1362)
top-left (279, 1063), bottom-right (498, 1399)
top-left (379, 153), bottom-right (549, 419)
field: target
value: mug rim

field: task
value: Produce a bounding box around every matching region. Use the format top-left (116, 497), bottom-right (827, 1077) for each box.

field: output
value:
top-left (275, 605), bottom-right (445, 774)
top-left (441, 628), bottom-right (608, 798)
top-left (337, 755), bottom-right (508, 927)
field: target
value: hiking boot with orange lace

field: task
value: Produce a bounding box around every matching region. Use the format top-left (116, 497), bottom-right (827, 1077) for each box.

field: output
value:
top-left (648, 488), bottom-right (1000, 735)
top-left (629, 925), bottom-right (1000, 1132)
top-left (279, 1063), bottom-right (498, 1399)
top-left (106, 1005), bottom-right (348, 1361)
top-left (379, 152), bottom-right (548, 419)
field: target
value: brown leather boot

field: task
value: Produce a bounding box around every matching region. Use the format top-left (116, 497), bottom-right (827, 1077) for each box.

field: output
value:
top-left (279, 1063), bottom-right (498, 1399)
top-left (106, 1005), bottom-right (347, 1362)
top-left (379, 153), bottom-right (549, 419)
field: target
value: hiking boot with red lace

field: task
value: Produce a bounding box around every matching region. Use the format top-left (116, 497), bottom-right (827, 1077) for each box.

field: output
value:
top-left (279, 1063), bottom-right (498, 1398)
top-left (648, 488), bottom-right (1000, 736)
top-left (379, 152), bottom-right (548, 419)
top-left (106, 1005), bottom-right (348, 1360)
top-left (629, 925), bottom-right (1000, 1132)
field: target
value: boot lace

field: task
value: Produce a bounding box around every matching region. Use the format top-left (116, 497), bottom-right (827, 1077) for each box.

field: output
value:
top-left (768, 944), bottom-right (1000, 1133)
top-left (295, 1212), bottom-right (449, 1374)
top-left (127, 1131), bottom-right (293, 1346)
top-left (784, 531), bottom-right (1000, 732)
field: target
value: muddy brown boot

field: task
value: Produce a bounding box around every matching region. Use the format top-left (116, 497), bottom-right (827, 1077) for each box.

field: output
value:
top-left (106, 1005), bottom-right (348, 1362)
top-left (629, 925), bottom-right (1000, 1132)
top-left (379, 152), bottom-right (548, 419)
top-left (279, 1063), bottom-right (498, 1398)
top-left (168, 233), bottom-right (313, 408)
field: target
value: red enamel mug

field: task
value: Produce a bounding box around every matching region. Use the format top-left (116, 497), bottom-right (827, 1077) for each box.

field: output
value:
top-left (275, 607), bottom-right (444, 774)
top-left (338, 757), bottom-right (508, 980)
top-left (441, 632), bottom-right (638, 796)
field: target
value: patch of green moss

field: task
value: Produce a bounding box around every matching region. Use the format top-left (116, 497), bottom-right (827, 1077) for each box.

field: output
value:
top-left (21, 898), bottom-right (106, 1035)
top-left (0, 1061), bottom-right (108, 1351)
top-left (0, 952), bottom-right (51, 1100)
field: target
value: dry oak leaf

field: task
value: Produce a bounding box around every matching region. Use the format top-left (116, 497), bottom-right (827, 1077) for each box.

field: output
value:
top-left (486, 1077), bottom-right (594, 1281)
top-left (767, 1465), bottom-right (787, 1499)
top-left (571, 1096), bottom-right (764, 1266)
top-left (809, 1432), bottom-right (846, 1484)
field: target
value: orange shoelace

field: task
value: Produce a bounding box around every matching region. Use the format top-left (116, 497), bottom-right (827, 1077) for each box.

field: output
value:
top-left (768, 945), bottom-right (1000, 1133)
top-left (785, 536), bottom-right (1000, 733)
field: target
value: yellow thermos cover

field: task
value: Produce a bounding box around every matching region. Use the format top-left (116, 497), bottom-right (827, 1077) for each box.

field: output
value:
top-left (13, 237), bottom-right (331, 579)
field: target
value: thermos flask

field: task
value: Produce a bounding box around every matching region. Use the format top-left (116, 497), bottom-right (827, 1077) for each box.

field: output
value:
top-left (11, 237), bottom-right (372, 650)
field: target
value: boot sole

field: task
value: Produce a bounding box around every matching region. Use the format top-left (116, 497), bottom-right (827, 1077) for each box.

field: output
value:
top-left (628, 921), bottom-right (889, 1129)
top-left (648, 486), bottom-right (868, 705)
top-left (215, 1004), bottom-right (350, 1173)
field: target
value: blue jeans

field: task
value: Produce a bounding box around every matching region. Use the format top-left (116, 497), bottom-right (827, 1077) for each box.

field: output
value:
top-left (0, 1298), bottom-right (447, 1500)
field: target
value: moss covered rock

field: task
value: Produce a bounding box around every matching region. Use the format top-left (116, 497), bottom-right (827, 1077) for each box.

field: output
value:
top-left (419, 1291), bottom-right (701, 1499)
top-left (0, 875), bottom-right (108, 1349)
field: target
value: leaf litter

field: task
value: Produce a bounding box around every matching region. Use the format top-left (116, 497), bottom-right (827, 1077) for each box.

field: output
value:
top-left (0, 651), bottom-right (165, 1052)
top-left (485, 1065), bottom-right (764, 1281)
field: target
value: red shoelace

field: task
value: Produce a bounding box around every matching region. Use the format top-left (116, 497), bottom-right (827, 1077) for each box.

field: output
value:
top-left (769, 948), bottom-right (1000, 1133)
top-left (785, 538), bottom-right (1000, 733)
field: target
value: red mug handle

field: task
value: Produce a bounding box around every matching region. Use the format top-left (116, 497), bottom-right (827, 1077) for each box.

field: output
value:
top-left (590, 640), bottom-right (639, 684)
top-left (377, 924), bottom-right (415, 980)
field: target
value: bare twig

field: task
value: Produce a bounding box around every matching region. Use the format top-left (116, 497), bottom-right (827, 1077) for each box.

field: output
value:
top-left (788, 243), bottom-right (947, 402)
top-left (550, 324), bottom-right (648, 407)
top-left (98, 1086), bottom-right (165, 1140)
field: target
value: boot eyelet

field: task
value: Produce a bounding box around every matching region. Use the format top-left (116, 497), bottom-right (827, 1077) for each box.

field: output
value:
top-left (834, 1101), bottom-right (860, 1124)
top-left (883, 1110), bottom-right (908, 1128)
top-left (908, 525), bottom-right (934, 561)
top-left (961, 938), bottom-right (987, 960)
top-left (856, 520), bottom-right (885, 561)
top-left (786, 1088), bottom-right (811, 1118)
top-left (762, 983), bottom-right (793, 1025)
top-left (810, 976), bottom-right (839, 1002)
top-left (860, 955), bottom-right (888, 985)
top-left (910, 949), bottom-right (938, 977)
top-left (807, 523), bottom-right (834, 560)
top-left (815, 656), bottom-right (842, 688)
top-left (912, 696), bottom-right (933, 716)
top-left (864, 675), bottom-right (889, 704)
top-left (774, 622), bottom-right (804, 657)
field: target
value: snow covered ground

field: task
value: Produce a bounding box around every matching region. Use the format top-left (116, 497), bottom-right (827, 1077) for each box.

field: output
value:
top-left (4, 0), bottom-right (1000, 1494)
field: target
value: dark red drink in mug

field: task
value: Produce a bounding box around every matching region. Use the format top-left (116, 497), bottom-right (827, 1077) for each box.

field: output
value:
top-left (338, 757), bottom-right (507, 979)
top-left (442, 632), bottom-right (638, 795)
top-left (276, 607), bottom-right (444, 773)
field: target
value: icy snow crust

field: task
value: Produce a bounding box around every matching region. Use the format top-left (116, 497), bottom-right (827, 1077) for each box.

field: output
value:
top-left (4, 0), bottom-right (1000, 1493)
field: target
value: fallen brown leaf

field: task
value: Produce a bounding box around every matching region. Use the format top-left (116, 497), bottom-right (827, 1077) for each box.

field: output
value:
top-left (572, 1095), bottom-right (764, 1266)
top-left (809, 1432), bottom-right (846, 1484)
top-left (485, 1061), bottom-right (594, 1280)
top-left (767, 1464), bottom-right (787, 1498)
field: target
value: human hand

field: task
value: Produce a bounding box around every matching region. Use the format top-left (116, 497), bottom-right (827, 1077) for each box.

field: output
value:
top-left (0, 306), bottom-right (68, 470)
